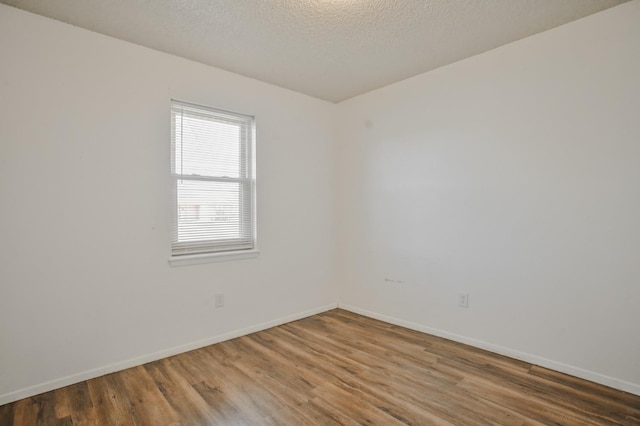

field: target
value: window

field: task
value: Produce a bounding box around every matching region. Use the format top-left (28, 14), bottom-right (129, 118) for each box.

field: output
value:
top-left (170, 100), bottom-right (256, 262)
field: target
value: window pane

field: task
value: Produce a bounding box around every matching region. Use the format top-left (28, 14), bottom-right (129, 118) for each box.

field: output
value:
top-left (176, 179), bottom-right (247, 242)
top-left (174, 113), bottom-right (242, 178)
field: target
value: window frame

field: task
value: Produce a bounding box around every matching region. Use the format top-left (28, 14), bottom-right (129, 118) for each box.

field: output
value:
top-left (168, 100), bottom-right (258, 266)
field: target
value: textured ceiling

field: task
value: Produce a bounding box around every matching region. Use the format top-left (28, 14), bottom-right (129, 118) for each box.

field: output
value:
top-left (0, 0), bottom-right (629, 102)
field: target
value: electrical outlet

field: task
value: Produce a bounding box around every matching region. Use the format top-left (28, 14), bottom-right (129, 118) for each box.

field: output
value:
top-left (458, 292), bottom-right (469, 308)
top-left (214, 293), bottom-right (225, 308)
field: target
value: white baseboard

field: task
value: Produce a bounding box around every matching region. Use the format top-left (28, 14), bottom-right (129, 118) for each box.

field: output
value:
top-left (4, 301), bottom-right (637, 406)
top-left (0, 303), bottom-right (338, 406)
top-left (338, 303), bottom-right (640, 397)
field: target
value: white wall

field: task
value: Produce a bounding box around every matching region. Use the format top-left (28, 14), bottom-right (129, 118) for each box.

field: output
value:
top-left (337, 1), bottom-right (640, 395)
top-left (0, 5), bottom-right (338, 404)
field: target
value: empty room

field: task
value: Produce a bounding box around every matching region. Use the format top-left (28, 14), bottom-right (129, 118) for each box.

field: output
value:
top-left (1, 0), bottom-right (639, 424)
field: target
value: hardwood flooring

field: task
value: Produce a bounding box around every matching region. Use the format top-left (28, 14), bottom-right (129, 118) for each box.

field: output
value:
top-left (1, 309), bottom-right (639, 425)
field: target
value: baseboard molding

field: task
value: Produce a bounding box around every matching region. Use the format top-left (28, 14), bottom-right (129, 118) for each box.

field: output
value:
top-left (339, 303), bottom-right (640, 397)
top-left (5, 301), bottom-right (637, 405)
top-left (0, 302), bottom-right (338, 406)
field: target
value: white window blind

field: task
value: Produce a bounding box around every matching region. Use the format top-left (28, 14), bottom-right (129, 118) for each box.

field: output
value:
top-left (170, 100), bottom-right (256, 257)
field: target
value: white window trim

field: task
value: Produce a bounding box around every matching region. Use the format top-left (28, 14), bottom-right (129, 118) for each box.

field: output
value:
top-left (168, 249), bottom-right (260, 267)
top-left (168, 99), bottom-right (258, 265)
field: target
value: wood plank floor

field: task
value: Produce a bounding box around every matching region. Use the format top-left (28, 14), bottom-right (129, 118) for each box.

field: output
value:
top-left (1, 309), bottom-right (639, 425)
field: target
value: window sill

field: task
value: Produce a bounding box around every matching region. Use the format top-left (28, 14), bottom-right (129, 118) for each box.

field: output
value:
top-left (169, 249), bottom-right (260, 267)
